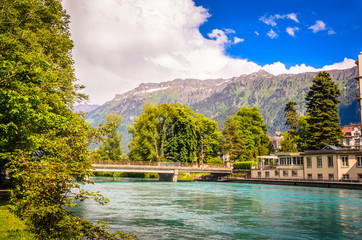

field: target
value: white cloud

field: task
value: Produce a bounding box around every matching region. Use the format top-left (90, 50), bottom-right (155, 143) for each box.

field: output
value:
top-left (61, 1), bottom-right (354, 104)
top-left (285, 13), bottom-right (299, 23)
top-left (286, 27), bottom-right (299, 37)
top-left (309, 20), bottom-right (327, 33)
top-left (255, 31), bottom-right (260, 36)
top-left (62, 0), bottom-right (261, 104)
top-left (260, 13), bottom-right (299, 26)
top-left (260, 15), bottom-right (277, 26)
top-left (328, 28), bottom-right (336, 35)
top-left (207, 29), bottom-right (230, 46)
top-left (233, 37), bottom-right (245, 44)
top-left (267, 29), bottom-right (278, 39)
top-left (263, 58), bottom-right (355, 75)
top-left (224, 28), bottom-right (236, 34)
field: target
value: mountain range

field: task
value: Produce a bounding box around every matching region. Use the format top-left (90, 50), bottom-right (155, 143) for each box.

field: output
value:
top-left (81, 66), bottom-right (360, 150)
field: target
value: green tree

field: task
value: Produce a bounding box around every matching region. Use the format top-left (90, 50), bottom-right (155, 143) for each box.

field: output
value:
top-left (305, 71), bottom-right (344, 150)
top-left (222, 117), bottom-right (246, 164)
top-left (280, 101), bottom-right (299, 152)
top-left (96, 113), bottom-right (123, 160)
top-left (164, 105), bottom-right (197, 162)
top-left (127, 102), bottom-right (169, 161)
top-left (128, 103), bottom-right (220, 163)
top-left (279, 132), bottom-right (298, 152)
top-left (284, 101), bottom-right (299, 138)
top-left (195, 113), bottom-right (222, 165)
top-left (224, 107), bottom-right (272, 161)
top-left (0, 1), bottom-right (134, 238)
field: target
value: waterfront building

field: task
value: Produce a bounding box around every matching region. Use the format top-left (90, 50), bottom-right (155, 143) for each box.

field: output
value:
top-left (341, 124), bottom-right (361, 149)
top-left (252, 146), bottom-right (362, 181)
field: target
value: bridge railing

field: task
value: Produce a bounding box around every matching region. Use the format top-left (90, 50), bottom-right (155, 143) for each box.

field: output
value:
top-left (92, 160), bottom-right (227, 168)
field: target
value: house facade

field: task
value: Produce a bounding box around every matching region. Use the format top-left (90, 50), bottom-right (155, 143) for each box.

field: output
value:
top-left (341, 124), bottom-right (361, 149)
top-left (251, 147), bottom-right (362, 181)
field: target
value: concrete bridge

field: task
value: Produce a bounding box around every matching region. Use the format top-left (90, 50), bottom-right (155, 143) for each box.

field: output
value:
top-left (91, 160), bottom-right (232, 182)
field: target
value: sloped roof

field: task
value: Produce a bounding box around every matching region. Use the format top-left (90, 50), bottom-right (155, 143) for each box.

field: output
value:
top-left (322, 145), bottom-right (343, 150)
top-left (342, 124), bottom-right (360, 135)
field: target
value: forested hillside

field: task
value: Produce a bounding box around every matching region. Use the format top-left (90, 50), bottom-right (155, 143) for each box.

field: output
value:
top-left (84, 67), bottom-right (359, 150)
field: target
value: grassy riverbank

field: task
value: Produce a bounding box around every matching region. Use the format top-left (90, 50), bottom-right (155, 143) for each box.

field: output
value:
top-left (0, 206), bottom-right (35, 239)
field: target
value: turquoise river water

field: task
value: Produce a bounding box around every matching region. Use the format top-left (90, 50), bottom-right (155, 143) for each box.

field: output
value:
top-left (72, 177), bottom-right (362, 239)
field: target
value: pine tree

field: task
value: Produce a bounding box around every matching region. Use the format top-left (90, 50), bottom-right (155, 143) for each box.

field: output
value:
top-left (280, 101), bottom-right (299, 152)
top-left (305, 71), bottom-right (344, 150)
top-left (284, 101), bottom-right (299, 138)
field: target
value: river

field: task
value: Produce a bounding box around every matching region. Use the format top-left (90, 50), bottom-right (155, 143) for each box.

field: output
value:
top-left (72, 177), bottom-right (362, 239)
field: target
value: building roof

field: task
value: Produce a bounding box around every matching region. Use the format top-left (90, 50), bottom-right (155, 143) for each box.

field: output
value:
top-left (342, 124), bottom-right (360, 135)
top-left (322, 145), bottom-right (343, 150)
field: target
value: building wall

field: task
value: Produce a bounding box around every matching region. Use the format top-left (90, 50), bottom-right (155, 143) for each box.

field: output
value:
top-left (303, 155), bottom-right (338, 180)
top-left (336, 154), bottom-right (362, 180)
top-left (251, 168), bottom-right (304, 179)
top-left (252, 152), bottom-right (362, 181)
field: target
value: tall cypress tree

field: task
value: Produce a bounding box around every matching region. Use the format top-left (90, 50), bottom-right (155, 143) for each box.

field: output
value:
top-left (305, 71), bottom-right (343, 150)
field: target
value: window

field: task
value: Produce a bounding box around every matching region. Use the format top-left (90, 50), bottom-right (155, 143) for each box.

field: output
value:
top-left (280, 157), bottom-right (285, 165)
top-left (287, 157), bottom-right (291, 165)
top-left (317, 156), bottom-right (322, 168)
top-left (258, 172), bottom-right (261, 178)
top-left (265, 171), bottom-right (270, 178)
top-left (355, 139), bottom-right (360, 147)
top-left (292, 170), bottom-right (297, 177)
top-left (318, 174), bottom-right (323, 180)
top-left (357, 156), bottom-right (362, 167)
top-left (307, 157), bottom-right (312, 168)
top-left (307, 174), bottom-right (312, 180)
top-left (328, 174), bottom-right (334, 181)
top-left (328, 156), bottom-right (333, 167)
top-left (346, 139), bottom-right (350, 146)
top-left (341, 156), bottom-right (348, 167)
top-left (358, 174), bottom-right (362, 180)
top-left (292, 157), bottom-right (297, 165)
top-left (342, 174), bottom-right (349, 180)
top-left (275, 170), bottom-right (280, 176)
top-left (283, 170), bottom-right (288, 177)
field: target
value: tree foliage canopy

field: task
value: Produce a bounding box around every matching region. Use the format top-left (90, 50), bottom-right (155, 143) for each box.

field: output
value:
top-left (128, 102), bottom-right (221, 163)
top-left (304, 71), bottom-right (344, 150)
top-left (280, 101), bottom-right (299, 152)
top-left (95, 113), bottom-right (124, 160)
top-left (0, 1), bottom-right (134, 239)
top-left (223, 107), bottom-right (272, 161)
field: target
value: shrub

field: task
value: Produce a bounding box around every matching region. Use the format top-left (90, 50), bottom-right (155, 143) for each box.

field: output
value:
top-left (233, 161), bottom-right (253, 170)
top-left (206, 157), bottom-right (223, 166)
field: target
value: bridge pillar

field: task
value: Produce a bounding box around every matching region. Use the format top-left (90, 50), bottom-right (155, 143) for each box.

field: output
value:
top-left (172, 169), bottom-right (178, 182)
top-left (159, 169), bottom-right (178, 182)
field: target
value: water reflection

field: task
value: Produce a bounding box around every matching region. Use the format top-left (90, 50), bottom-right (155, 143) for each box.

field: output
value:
top-left (72, 178), bottom-right (362, 240)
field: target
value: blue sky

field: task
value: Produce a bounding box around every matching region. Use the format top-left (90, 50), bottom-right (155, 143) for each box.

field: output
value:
top-left (195, 0), bottom-right (361, 68)
top-left (62, 0), bottom-right (361, 104)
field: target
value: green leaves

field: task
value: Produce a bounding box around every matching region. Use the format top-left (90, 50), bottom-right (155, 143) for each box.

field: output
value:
top-left (128, 103), bottom-right (221, 163)
top-left (1, 1), bottom-right (134, 239)
top-left (222, 107), bottom-right (272, 162)
top-left (95, 113), bottom-right (124, 161)
top-left (305, 72), bottom-right (343, 150)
